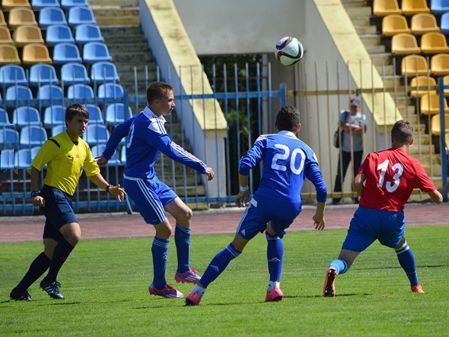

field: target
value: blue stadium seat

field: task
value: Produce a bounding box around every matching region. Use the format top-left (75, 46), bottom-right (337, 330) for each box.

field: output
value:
top-left (68, 7), bottom-right (96, 27)
top-left (105, 103), bottom-right (132, 126)
top-left (98, 83), bottom-right (124, 100)
top-left (442, 13), bottom-right (449, 34)
top-left (13, 107), bottom-right (41, 128)
top-left (53, 43), bottom-right (82, 64)
top-left (61, 62), bottom-right (90, 84)
top-left (0, 129), bottom-right (19, 150)
top-left (0, 65), bottom-right (28, 87)
top-left (83, 42), bottom-right (112, 64)
top-left (0, 149), bottom-right (15, 169)
top-left (37, 85), bottom-right (64, 106)
top-left (39, 7), bottom-right (67, 28)
top-left (61, 0), bottom-right (88, 9)
top-left (91, 62), bottom-right (120, 83)
top-left (19, 126), bottom-right (47, 147)
top-left (43, 105), bottom-right (65, 128)
top-left (431, 0), bottom-right (449, 14)
top-left (85, 104), bottom-right (104, 124)
top-left (67, 84), bottom-right (94, 100)
top-left (120, 145), bottom-right (126, 164)
top-left (32, 0), bottom-right (60, 10)
top-left (29, 64), bottom-right (59, 86)
top-left (75, 24), bottom-right (104, 44)
top-left (46, 25), bottom-right (75, 46)
top-left (91, 144), bottom-right (120, 165)
top-left (84, 124), bottom-right (109, 145)
top-left (6, 85), bottom-right (33, 106)
top-left (0, 108), bottom-right (15, 129)
top-left (14, 148), bottom-right (32, 169)
top-left (51, 125), bottom-right (66, 137)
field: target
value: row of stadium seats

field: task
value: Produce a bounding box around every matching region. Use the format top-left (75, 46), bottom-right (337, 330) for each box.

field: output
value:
top-left (401, 53), bottom-right (449, 76)
top-left (392, 32), bottom-right (449, 54)
top-left (374, 0), bottom-right (449, 16)
top-left (382, 13), bottom-right (449, 36)
top-left (1, 0), bottom-right (87, 11)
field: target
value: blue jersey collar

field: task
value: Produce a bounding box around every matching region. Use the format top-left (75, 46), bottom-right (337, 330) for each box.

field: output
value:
top-left (278, 130), bottom-right (297, 138)
top-left (143, 106), bottom-right (166, 123)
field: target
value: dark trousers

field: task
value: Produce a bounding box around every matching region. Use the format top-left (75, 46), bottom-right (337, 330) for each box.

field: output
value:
top-left (333, 150), bottom-right (363, 202)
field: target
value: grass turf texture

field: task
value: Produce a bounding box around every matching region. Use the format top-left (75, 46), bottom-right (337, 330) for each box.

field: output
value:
top-left (0, 226), bottom-right (448, 337)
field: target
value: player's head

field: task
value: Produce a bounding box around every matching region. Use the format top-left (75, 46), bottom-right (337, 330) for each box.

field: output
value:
top-left (275, 106), bottom-right (301, 133)
top-left (147, 82), bottom-right (175, 116)
top-left (391, 120), bottom-right (413, 147)
top-left (65, 103), bottom-right (89, 136)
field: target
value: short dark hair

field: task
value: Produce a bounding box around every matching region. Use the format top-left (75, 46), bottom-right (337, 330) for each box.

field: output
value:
top-left (275, 106), bottom-right (300, 131)
top-left (391, 120), bottom-right (413, 146)
top-left (65, 103), bottom-right (89, 126)
top-left (147, 82), bottom-right (173, 105)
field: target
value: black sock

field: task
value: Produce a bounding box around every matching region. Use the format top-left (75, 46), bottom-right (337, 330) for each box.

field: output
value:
top-left (45, 239), bottom-right (74, 282)
top-left (15, 252), bottom-right (51, 292)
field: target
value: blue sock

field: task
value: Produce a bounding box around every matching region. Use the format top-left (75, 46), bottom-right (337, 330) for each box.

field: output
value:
top-left (396, 242), bottom-right (419, 286)
top-left (199, 244), bottom-right (241, 288)
top-left (266, 233), bottom-right (284, 282)
top-left (329, 259), bottom-right (348, 275)
top-left (175, 224), bottom-right (190, 273)
top-left (151, 237), bottom-right (169, 289)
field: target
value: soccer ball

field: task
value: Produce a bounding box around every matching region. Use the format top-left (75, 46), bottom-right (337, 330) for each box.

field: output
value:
top-left (275, 36), bottom-right (304, 66)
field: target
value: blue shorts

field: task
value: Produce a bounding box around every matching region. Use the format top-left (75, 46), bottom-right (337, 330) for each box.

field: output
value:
top-left (41, 185), bottom-right (78, 241)
top-left (342, 207), bottom-right (405, 252)
top-left (236, 195), bottom-right (301, 240)
top-left (123, 175), bottom-right (177, 225)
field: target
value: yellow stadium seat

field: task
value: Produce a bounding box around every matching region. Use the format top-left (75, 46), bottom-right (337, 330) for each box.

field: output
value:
top-left (0, 26), bottom-right (13, 45)
top-left (431, 114), bottom-right (449, 135)
top-left (8, 8), bottom-right (37, 28)
top-left (401, 54), bottom-right (429, 77)
top-left (421, 32), bottom-right (449, 54)
top-left (431, 53), bottom-right (449, 76)
top-left (14, 25), bottom-right (44, 46)
top-left (392, 33), bottom-right (421, 55)
top-left (401, 0), bottom-right (430, 15)
top-left (443, 75), bottom-right (449, 97)
top-left (411, 13), bottom-right (440, 35)
top-left (0, 45), bottom-right (20, 64)
top-left (373, 0), bottom-right (402, 16)
top-left (446, 133), bottom-right (449, 148)
top-left (0, 11), bottom-right (6, 27)
top-left (2, 0), bottom-right (31, 11)
top-left (382, 15), bottom-right (411, 36)
top-left (410, 76), bottom-right (437, 97)
top-left (22, 43), bottom-right (52, 65)
top-left (420, 93), bottom-right (449, 115)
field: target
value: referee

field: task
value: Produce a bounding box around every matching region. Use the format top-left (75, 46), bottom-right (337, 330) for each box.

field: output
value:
top-left (10, 104), bottom-right (125, 301)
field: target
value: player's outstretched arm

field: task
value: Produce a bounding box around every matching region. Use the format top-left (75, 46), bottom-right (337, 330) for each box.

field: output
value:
top-left (235, 174), bottom-right (250, 207)
top-left (428, 189), bottom-right (443, 204)
top-left (312, 202), bottom-right (326, 230)
top-left (30, 167), bottom-right (45, 207)
top-left (89, 174), bottom-right (126, 201)
top-left (354, 173), bottom-right (365, 196)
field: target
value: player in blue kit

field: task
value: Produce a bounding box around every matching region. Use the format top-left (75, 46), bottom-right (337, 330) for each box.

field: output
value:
top-left (186, 106), bottom-right (327, 305)
top-left (99, 82), bottom-right (215, 299)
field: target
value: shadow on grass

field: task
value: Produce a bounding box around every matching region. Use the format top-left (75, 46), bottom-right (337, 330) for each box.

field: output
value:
top-left (37, 301), bottom-right (81, 306)
top-left (356, 264), bottom-right (446, 271)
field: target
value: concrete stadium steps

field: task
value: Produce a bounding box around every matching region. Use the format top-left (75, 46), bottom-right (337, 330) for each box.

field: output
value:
top-left (90, 0), bottom-right (140, 26)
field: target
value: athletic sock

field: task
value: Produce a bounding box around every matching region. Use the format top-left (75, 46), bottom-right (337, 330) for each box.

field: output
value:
top-left (151, 237), bottom-right (170, 289)
top-left (175, 224), bottom-right (190, 273)
top-left (329, 259), bottom-right (348, 275)
top-left (396, 242), bottom-right (419, 286)
top-left (192, 284), bottom-right (206, 296)
top-left (267, 281), bottom-right (280, 292)
top-left (45, 239), bottom-right (74, 282)
top-left (15, 252), bottom-right (51, 292)
top-left (266, 233), bottom-right (284, 283)
top-left (199, 244), bottom-right (241, 288)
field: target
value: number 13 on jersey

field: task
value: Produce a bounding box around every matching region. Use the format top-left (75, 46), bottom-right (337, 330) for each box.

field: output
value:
top-left (377, 159), bottom-right (404, 193)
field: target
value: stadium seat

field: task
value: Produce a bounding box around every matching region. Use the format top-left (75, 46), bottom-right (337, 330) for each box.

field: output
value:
top-left (401, 54), bottom-right (429, 77)
top-left (0, 129), bottom-right (19, 149)
top-left (373, 0), bottom-right (402, 16)
top-left (0, 65), bottom-right (28, 86)
top-left (5, 85), bottom-right (33, 106)
top-left (13, 106), bottom-right (41, 127)
top-left (0, 45), bottom-right (20, 64)
top-left (85, 104), bottom-right (104, 124)
top-left (431, 53), bottom-right (449, 76)
top-left (51, 124), bottom-right (65, 137)
top-left (83, 42), bottom-right (112, 64)
top-left (46, 24), bottom-right (75, 46)
top-left (75, 24), bottom-right (104, 44)
top-left (22, 44), bottom-right (52, 65)
top-left (84, 124), bottom-right (109, 145)
top-left (67, 83), bottom-right (94, 100)
top-left (29, 63), bottom-right (58, 86)
top-left (441, 13), bottom-right (449, 34)
top-left (443, 75), bottom-right (449, 96)
top-left (401, 0), bottom-right (430, 15)
top-left (392, 33), bottom-right (420, 55)
top-left (0, 149), bottom-right (15, 169)
top-left (430, 0), bottom-right (449, 15)
top-left (53, 43), bottom-right (82, 64)
top-left (120, 145), bottom-right (126, 164)
top-left (9, 8), bottom-right (37, 28)
top-left (61, 0), bottom-right (88, 9)
top-left (68, 7), bottom-right (96, 27)
top-left (14, 148), bottom-right (32, 168)
top-left (105, 103), bottom-right (131, 126)
top-left (410, 14), bottom-right (440, 35)
top-left (431, 114), bottom-right (449, 135)
top-left (2, 0), bottom-right (31, 11)
top-left (61, 62), bottom-right (89, 84)
top-left (39, 7), bottom-right (67, 28)
top-left (0, 108), bottom-right (15, 129)
top-left (409, 76), bottom-right (437, 97)
top-left (43, 105), bottom-right (65, 127)
top-left (91, 62), bottom-right (120, 83)
top-left (98, 83), bottom-right (124, 100)
top-left (91, 144), bottom-right (120, 165)
top-left (0, 11), bottom-right (6, 27)
top-left (14, 25), bottom-right (44, 46)
top-left (37, 85), bottom-right (63, 106)
top-left (32, 0), bottom-right (60, 10)
top-left (420, 93), bottom-right (449, 115)
top-left (0, 26), bottom-right (13, 44)
top-left (421, 32), bottom-right (449, 54)
top-left (19, 125), bottom-right (47, 147)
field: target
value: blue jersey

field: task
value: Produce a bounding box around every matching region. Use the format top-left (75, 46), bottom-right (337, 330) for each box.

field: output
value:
top-left (124, 107), bottom-right (207, 180)
top-left (102, 115), bottom-right (135, 160)
top-left (239, 131), bottom-right (327, 205)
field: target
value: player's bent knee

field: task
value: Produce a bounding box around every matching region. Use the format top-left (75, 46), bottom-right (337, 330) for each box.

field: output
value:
top-left (155, 222), bottom-right (173, 239)
top-left (395, 238), bottom-right (407, 251)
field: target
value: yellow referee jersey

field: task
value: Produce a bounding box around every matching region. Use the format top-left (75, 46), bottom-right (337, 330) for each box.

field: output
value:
top-left (32, 131), bottom-right (100, 196)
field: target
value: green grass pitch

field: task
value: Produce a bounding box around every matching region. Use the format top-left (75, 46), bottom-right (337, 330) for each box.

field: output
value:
top-left (0, 226), bottom-right (448, 337)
